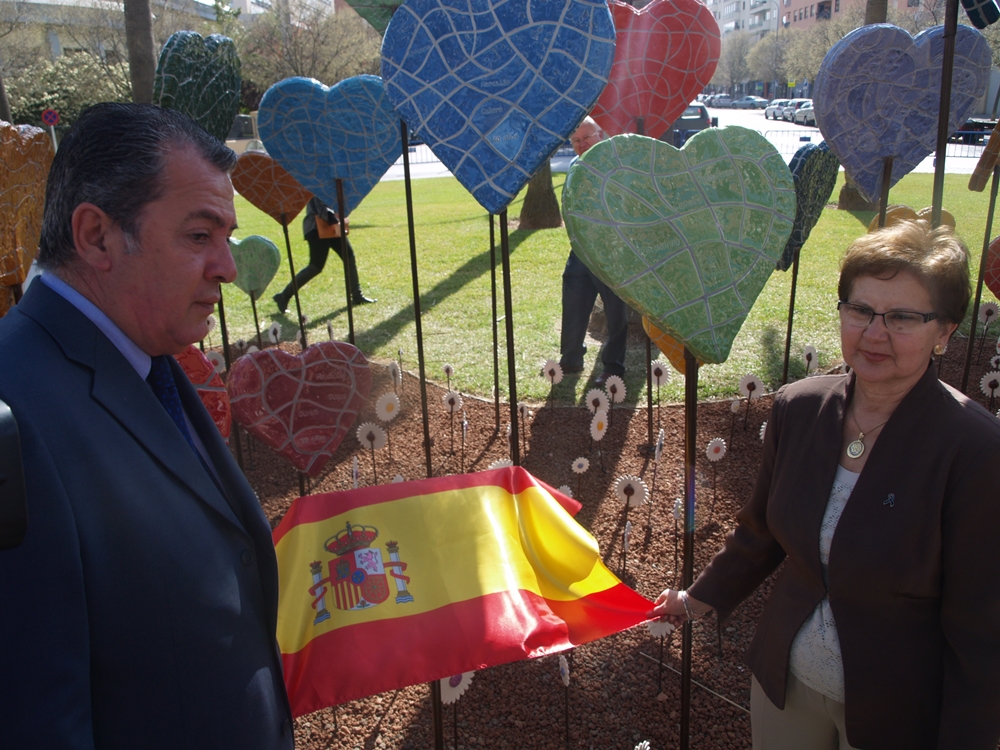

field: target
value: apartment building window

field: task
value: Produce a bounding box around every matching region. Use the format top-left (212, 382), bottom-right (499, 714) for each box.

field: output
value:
top-left (835, 0), bottom-right (840, 10)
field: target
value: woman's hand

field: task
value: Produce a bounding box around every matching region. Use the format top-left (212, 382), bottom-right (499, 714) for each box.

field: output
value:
top-left (648, 589), bottom-right (712, 627)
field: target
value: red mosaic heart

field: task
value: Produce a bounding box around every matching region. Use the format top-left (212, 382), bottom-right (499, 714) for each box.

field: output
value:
top-left (986, 235), bottom-right (1000, 301)
top-left (227, 342), bottom-right (371, 476)
top-left (174, 344), bottom-right (231, 438)
top-left (591, 0), bottom-right (720, 140)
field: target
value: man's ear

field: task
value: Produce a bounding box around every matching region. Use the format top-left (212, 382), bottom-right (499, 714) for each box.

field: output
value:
top-left (71, 203), bottom-right (118, 272)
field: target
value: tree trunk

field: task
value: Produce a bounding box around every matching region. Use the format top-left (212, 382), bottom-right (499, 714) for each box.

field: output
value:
top-left (518, 161), bottom-right (563, 230)
top-left (124, 0), bottom-right (156, 104)
top-left (0, 71), bottom-right (11, 123)
top-left (837, 0), bottom-right (886, 211)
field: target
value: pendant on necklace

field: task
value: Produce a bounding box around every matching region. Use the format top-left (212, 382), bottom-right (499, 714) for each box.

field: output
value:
top-left (846, 436), bottom-right (865, 459)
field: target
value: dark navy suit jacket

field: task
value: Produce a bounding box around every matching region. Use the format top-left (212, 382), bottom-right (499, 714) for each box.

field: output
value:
top-left (0, 281), bottom-right (293, 749)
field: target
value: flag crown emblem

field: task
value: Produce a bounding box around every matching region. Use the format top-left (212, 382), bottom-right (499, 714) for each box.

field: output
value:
top-left (325, 522), bottom-right (378, 556)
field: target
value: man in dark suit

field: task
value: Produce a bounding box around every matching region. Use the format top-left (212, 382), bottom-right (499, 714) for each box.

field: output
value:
top-left (0, 104), bottom-right (294, 749)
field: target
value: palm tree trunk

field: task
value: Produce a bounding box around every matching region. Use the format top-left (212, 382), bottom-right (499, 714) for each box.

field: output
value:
top-left (518, 161), bottom-right (563, 230)
top-left (124, 0), bottom-right (156, 103)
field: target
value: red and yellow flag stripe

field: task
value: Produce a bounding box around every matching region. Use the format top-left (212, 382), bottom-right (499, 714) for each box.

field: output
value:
top-left (273, 467), bottom-right (652, 716)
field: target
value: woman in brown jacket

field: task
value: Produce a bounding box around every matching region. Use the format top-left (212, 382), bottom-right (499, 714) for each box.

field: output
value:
top-left (652, 221), bottom-right (1000, 749)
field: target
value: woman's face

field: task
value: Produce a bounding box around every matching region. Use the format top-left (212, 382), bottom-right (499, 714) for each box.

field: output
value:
top-left (840, 271), bottom-right (957, 393)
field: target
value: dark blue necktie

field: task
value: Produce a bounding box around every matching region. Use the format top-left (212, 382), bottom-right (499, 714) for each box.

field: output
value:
top-left (147, 355), bottom-right (200, 455)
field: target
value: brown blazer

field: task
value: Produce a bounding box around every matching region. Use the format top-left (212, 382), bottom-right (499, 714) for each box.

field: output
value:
top-left (689, 365), bottom-right (1000, 749)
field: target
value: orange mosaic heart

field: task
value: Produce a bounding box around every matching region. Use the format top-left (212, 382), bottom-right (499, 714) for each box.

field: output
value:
top-left (231, 151), bottom-right (312, 225)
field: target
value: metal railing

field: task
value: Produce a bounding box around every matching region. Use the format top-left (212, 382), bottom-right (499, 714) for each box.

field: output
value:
top-left (764, 129), bottom-right (987, 159)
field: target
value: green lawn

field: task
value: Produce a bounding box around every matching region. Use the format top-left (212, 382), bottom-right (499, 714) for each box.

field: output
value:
top-left (221, 171), bottom-right (997, 406)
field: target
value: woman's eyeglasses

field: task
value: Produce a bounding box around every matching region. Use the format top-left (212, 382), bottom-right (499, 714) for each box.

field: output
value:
top-left (837, 301), bottom-right (937, 333)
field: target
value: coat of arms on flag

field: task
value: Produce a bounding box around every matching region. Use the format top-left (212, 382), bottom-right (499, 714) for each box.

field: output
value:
top-left (309, 522), bottom-right (413, 623)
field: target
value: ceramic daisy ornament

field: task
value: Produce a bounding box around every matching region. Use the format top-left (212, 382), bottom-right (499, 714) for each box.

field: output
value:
top-left (803, 344), bottom-right (818, 372)
top-left (267, 321), bottom-right (281, 344)
top-left (672, 497), bottom-right (683, 521)
top-left (440, 672), bottom-right (475, 704)
top-left (357, 422), bottom-right (387, 451)
top-left (615, 474), bottom-right (648, 508)
top-left (647, 619), bottom-right (675, 638)
top-left (586, 388), bottom-right (610, 415)
top-left (205, 350), bottom-right (225, 373)
top-left (706, 437), bottom-right (726, 462)
top-left (738, 373), bottom-right (764, 399)
top-left (558, 655), bottom-right (570, 687)
top-left (558, 485), bottom-right (574, 498)
top-left (978, 301), bottom-right (998, 324)
top-left (651, 360), bottom-right (670, 386)
top-left (572, 457), bottom-right (590, 474)
top-left (760, 421), bottom-right (768, 442)
top-left (392, 474), bottom-right (405, 483)
top-left (389, 360), bottom-right (402, 391)
top-left (376, 392), bottom-right (400, 422)
top-left (442, 390), bottom-right (463, 413)
top-left (591, 411), bottom-right (609, 442)
top-left (487, 458), bottom-right (514, 470)
top-left (604, 375), bottom-right (626, 403)
top-left (543, 359), bottom-right (564, 386)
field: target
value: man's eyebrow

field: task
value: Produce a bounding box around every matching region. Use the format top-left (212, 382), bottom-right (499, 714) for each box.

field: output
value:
top-left (185, 209), bottom-right (238, 231)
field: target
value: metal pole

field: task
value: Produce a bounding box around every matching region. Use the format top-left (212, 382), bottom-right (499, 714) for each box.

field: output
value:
top-left (961, 165), bottom-right (1000, 393)
top-left (679, 347), bottom-right (699, 750)
top-left (781, 245), bottom-right (802, 384)
top-left (877, 157), bottom-right (894, 228)
top-left (335, 178), bottom-right (355, 345)
top-left (216, 288), bottom-right (244, 471)
top-left (931, 0), bottom-right (960, 227)
top-left (499, 212), bottom-right (520, 465)
top-left (279, 214), bottom-right (307, 348)
top-left (490, 214), bottom-right (501, 431)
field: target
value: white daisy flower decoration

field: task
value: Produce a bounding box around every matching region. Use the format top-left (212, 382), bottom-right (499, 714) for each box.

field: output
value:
top-left (738, 373), bottom-right (764, 399)
top-left (760, 421), bottom-right (768, 442)
top-left (392, 474), bottom-right (405, 484)
top-left (267, 321), bottom-right (281, 344)
top-left (978, 301), bottom-right (999, 324)
top-left (442, 390), bottom-right (463, 413)
top-left (205, 350), bottom-right (225, 373)
top-left (558, 655), bottom-right (570, 687)
top-left (980, 371), bottom-right (1000, 398)
top-left (443, 363), bottom-right (454, 379)
top-left (487, 458), bottom-right (514, 470)
top-left (440, 672), bottom-right (475, 704)
top-left (586, 388), bottom-right (609, 414)
top-left (517, 401), bottom-right (530, 422)
top-left (803, 344), bottom-right (818, 372)
top-left (235, 339), bottom-right (246, 354)
top-left (635, 742), bottom-right (652, 750)
top-left (246, 345), bottom-right (259, 354)
top-left (590, 410), bottom-right (609, 441)
top-left (558, 485), bottom-right (573, 498)
top-left (604, 374), bottom-right (626, 403)
top-left (706, 437), bottom-right (726, 462)
top-left (647, 619), bottom-right (675, 639)
top-left (326, 321), bottom-right (334, 341)
top-left (542, 359), bottom-right (564, 385)
top-left (206, 314), bottom-right (217, 333)
top-left (672, 497), bottom-right (683, 521)
top-left (375, 392), bottom-right (400, 422)
top-left (730, 398), bottom-right (741, 414)
top-left (650, 359), bottom-right (670, 386)
top-left (572, 457), bottom-right (590, 474)
top-left (991, 355), bottom-right (1000, 370)
top-left (357, 422), bottom-right (387, 451)
top-left (614, 474), bottom-right (648, 508)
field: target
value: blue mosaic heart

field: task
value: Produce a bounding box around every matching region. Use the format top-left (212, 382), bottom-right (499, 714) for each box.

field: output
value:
top-left (778, 141), bottom-right (839, 272)
top-left (380, 0), bottom-right (616, 215)
top-left (257, 75), bottom-right (402, 216)
top-left (813, 24), bottom-right (990, 205)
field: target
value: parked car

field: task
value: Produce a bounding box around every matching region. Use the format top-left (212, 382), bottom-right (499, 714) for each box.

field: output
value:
top-left (710, 95), bottom-right (732, 108)
top-left (225, 112), bottom-right (265, 155)
top-left (765, 99), bottom-right (791, 119)
top-left (948, 117), bottom-right (998, 144)
top-left (792, 101), bottom-right (816, 126)
top-left (782, 98), bottom-right (811, 121)
top-left (732, 95), bottom-right (769, 110)
top-left (662, 102), bottom-right (713, 145)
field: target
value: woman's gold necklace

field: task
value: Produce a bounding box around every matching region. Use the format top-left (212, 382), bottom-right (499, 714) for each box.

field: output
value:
top-left (846, 406), bottom-right (889, 460)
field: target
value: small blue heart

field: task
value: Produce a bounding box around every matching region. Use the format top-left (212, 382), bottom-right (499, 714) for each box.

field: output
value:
top-left (380, 0), bottom-right (616, 215)
top-left (778, 141), bottom-right (839, 272)
top-left (814, 24), bottom-right (990, 205)
top-left (257, 75), bottom-right (402, 216)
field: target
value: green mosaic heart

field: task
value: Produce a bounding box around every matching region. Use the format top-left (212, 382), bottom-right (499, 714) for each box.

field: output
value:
top-left (153, 31), bottom-right (241, 142)
top-left (229, 235), bottom-right (281, 299)
top-left (343, 0), bottom-right (402, 34)
top-left (563, 127), bottom-right (795, 364)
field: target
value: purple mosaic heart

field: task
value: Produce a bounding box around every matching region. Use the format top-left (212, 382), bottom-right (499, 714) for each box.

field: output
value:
top-left (380, 0), bottom-right (616, 215)
top-left (813, 24), bottom-right (990, 205)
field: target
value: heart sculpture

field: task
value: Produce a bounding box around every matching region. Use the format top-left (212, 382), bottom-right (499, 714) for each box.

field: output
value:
top-left (985, 236), bottom-right (1000, 301)
top-left (231, 151), bottom-right (313, 224)
top-left (778, 141), bottom-right (840, 271)
top-left (813, 24), bottom-right (990, 205)
top-left (229, 235), bottom-right (282, 299)
top-left (228, 341), bottom-right (372, 475)
top-left (174, 344), bottom-right (232, 438)
top-left (343, 0), bottom-right (403, 34)
top-left (591, 0), bottom-right (720, 139)
top-left (258, 75), bottom-right (402, 217)
top-left (0, 121), bottom-right (54, 318)
top-left (642, 317), bottom-right (704, 375)
top-left (563, 128), bottom-right (795, 365)
top-left (380, 0), bottom-right (616, 215)
top-left (153, 31), bottom-right (242, 142)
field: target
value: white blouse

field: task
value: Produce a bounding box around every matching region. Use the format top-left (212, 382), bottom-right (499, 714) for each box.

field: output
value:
top-left (787, 463), bottom-right (860, 703)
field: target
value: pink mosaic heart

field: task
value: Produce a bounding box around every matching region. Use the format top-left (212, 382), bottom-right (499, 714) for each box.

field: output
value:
top-left (228, 342), bottom-right (372, 476)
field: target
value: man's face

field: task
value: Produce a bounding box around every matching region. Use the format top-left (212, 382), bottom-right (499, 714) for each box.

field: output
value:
top-left (110, 146), bottom-right (238, 356)
top-left (570, 122), bottom-right (602, 157)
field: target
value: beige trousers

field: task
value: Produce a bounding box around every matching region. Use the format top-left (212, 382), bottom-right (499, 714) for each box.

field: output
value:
top-left (751, 673), bottom-right (862, 750)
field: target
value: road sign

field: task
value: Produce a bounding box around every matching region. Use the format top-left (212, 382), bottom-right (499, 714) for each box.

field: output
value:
top-left (41, 109), bottom-right (59, 126)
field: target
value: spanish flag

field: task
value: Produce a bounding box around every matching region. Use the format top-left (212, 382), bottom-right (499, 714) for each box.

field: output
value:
top-left (273, 467), bottom-right (653, 716)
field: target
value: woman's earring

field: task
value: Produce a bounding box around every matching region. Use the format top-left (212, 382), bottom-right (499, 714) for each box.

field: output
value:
top-left (933, 344), bottom-right (946, 356)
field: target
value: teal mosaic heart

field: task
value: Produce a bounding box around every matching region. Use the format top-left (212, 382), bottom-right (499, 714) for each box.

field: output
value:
top-left (562, 127), bottom-right (795, 364)
top-left (343, 0), bottom-right (402, 34)
top-left (153, 31), bottom-right (242, 142)
top-left (230, 235), bottom-right (281, 299)
top-left (778, 141), bottom-right (840, 271)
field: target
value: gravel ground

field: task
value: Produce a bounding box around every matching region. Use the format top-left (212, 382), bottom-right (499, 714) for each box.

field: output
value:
top-left (231, 333), bottom-right (996, 750)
